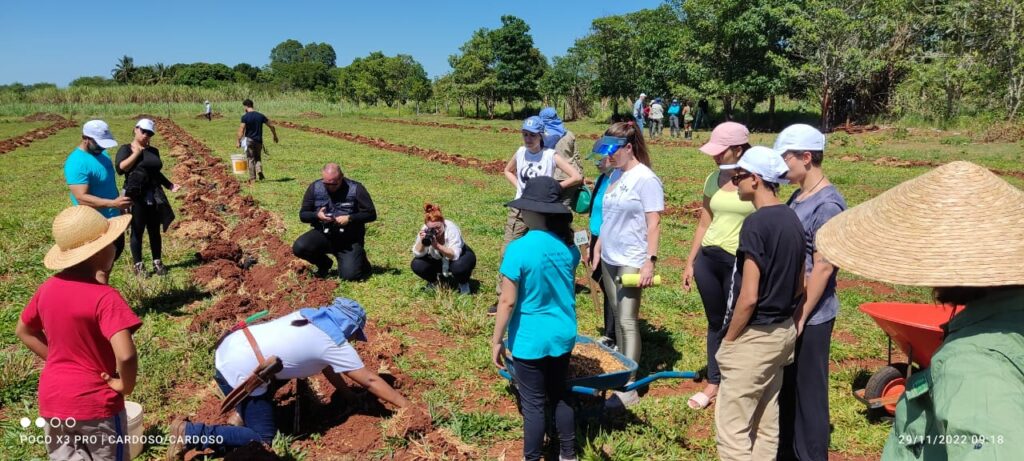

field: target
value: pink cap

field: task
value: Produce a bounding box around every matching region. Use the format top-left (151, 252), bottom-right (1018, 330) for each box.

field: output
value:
top-left (699, 122), bottom-right (750, 156)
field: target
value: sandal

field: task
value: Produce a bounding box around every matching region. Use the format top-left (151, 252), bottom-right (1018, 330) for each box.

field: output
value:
top-left (687, 391), bottom-right (715, 410)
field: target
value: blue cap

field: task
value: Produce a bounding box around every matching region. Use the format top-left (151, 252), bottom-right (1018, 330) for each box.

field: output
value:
top-left (522, 116), bottom-right (544, 133)
top-left (590, 135), bottom-right (627, 157)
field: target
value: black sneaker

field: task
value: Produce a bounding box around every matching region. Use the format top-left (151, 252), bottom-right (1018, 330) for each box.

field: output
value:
top-left (258, 172), bottom-right (266, 180)
top-left (315, 262), bottom-right (333, 278)
top-left (153, 259), bottom-right (168, 276)
top-left (487, 303), bottom-right (498, 316)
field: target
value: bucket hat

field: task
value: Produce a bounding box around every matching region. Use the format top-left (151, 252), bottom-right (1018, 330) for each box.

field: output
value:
top-left (817, 161), bottom-right (1024, 286)
top-left (44, 206), bottom-right (132, 270)
top-left (506, 176), bottom-right (571, 214)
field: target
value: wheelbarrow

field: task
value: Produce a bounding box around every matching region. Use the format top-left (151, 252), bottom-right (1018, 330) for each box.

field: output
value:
top-left (853, 302), bottom-right (963, 418)
top-left (498, 335), bottom-right (698, 400)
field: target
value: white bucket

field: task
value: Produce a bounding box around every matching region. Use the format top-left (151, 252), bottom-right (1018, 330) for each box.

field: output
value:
top-left (124, 401), bottom-right (144, 459)
top-left (230, 154), bottom-right (247, 175)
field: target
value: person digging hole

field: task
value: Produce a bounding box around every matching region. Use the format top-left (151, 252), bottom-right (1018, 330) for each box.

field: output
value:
top-left (165, 298), bottom-right (420, 460)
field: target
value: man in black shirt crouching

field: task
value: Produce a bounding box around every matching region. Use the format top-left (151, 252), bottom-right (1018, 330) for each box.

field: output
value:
top-left (292, 163), bottom-right (376, 281)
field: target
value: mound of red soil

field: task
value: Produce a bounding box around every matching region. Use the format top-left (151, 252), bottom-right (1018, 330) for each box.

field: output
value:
top-left (277, 120), bottom-right (506, 174)
top-left (194, 112), bottom-right (224, 119)
top-left (299, 111), bottom-right (324, 118)
top-left (23, 112), bottom-right (67, 122)
top-left (198, 239), bottom-right (242, 262)
top-left (0, 116), bottom-right (77, 155)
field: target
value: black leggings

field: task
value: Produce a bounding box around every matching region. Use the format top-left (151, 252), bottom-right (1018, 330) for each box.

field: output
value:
top-left (779, 319), bottom-right (835, 461)
top-left (292, 229), bottom-right (370, 281)
top-left (514, 353), bottom-right (575, 460)
top-left (410, 245), bottom-right (477, 284)
top-left (589, 234), bottom-right (615, 341)
top-left (129, 202), bottom-right (162, 264)
top-left (693, 246), bottom-right (737, 385)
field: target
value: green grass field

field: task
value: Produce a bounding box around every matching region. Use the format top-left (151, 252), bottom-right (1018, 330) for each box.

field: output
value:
top-left (1, 108), bottom-right (1020, 460)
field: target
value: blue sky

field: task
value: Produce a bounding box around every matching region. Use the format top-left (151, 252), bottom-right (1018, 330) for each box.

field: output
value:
top-left (0, 0), bottom-right (663, 87)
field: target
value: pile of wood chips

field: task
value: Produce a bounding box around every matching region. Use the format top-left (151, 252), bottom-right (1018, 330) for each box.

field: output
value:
top-left (568, 343), bottom-right (627, 379)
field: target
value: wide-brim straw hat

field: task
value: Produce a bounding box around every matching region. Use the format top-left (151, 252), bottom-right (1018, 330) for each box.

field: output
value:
top-left (817, 161), bottom-right (1024, 286)
top-left (44, 206), bottom-right (131, 270)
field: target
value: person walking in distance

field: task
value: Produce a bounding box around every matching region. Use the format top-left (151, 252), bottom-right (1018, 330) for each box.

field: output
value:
top-left (204, 100), bottom-right (212, 122)
top-left (237, 99), bottom-right (278, 181)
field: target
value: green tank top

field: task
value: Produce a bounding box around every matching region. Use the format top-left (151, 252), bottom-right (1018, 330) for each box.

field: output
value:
top-left (700, 171), bottom-right (755, 255)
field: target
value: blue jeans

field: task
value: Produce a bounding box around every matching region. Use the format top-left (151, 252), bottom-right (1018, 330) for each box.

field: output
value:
top-left (634, 115), bottom-right (644, 130)
top-left (184, 371), bottom-right (276, 452)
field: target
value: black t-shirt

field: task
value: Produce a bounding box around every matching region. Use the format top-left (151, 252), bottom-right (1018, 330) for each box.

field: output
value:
top-left (241, 111), bottom-right (268, 142)
top-left (114, 145), bottom-right (172, 198)
top-left (727, 204), bottom-right (806, 327)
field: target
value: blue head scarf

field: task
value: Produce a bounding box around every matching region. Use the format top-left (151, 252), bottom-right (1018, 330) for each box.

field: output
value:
top-left (539, 107), bottom-right (566, 148)
top-left (299, 297), bottom-right (368, 345)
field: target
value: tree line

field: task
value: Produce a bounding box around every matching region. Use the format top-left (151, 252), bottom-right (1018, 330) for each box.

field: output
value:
top-left (5, 1), bottom-right (1021, 127)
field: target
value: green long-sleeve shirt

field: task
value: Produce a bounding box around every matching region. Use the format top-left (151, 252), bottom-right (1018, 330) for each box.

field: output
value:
top-left (883, 288), bottom-right (1024, 460)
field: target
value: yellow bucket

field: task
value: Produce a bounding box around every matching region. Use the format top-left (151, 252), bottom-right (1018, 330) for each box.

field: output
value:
top-left (230, 154), bottom-right (247, 175)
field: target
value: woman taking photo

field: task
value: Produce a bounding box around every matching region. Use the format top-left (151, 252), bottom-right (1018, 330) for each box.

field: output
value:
top-left (114, 118), bottom-right (179, 277)
top-left (410, 203), bottom-right (476, 295)
top-left (594, 121), bottom-right (664, 407)
top-left (681, 121), bottom-right (753, 410)
top-left (491, 176), bottom-right (580, 461)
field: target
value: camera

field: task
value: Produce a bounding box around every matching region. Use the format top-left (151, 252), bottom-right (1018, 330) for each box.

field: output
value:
top-left (421, 227), bottom-right (438, 246)
top-left (323, 212), bottom-right (335, 233)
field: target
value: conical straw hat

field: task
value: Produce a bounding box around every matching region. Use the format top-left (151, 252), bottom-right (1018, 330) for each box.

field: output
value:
top-left (44, 206), bottom-right (131, 270)
top-left (817, 161), bottom-right (1024, 287)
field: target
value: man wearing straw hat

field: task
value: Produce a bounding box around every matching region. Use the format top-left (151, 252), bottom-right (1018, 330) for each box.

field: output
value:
top-left (714, 146), bottom-right (806, 461)
top-left (816, 161), bottom-right (1024, 460)
top-left (15, 206), bottom-right (141, 461)
top-left (65, 120), bottom-right (132, 261)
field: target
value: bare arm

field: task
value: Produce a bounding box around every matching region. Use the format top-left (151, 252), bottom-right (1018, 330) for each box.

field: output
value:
top-left (490, 277), bottom-right (517, 370)
top-left (553, 155), bottom-right (582, 189)
top-left (682, 197), bottom-right (713, 291)
top-left (723, 258), bottom-right (760, 342)
top-left (237, 123), bottom-right (245, 146)
top-left (69, 184), bottom-right (130, 210)
top-left (503, 157), bottom-right (519, 189)
top-left (15, 320), bottom-right (48, 360)
top-left (265, 119), bottom-right (279, 143)
top-left (343, 367), bottom-right (411, 408)
top-left (639, 211), bottom-right (661, 287)
top-left (793, 252), bottom-right (833, 334)
top-left (100, 329), bottom-right (138, 396)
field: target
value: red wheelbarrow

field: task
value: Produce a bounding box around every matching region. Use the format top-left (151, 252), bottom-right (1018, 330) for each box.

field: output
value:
top-left (852, 302), bottom-right (963, 418)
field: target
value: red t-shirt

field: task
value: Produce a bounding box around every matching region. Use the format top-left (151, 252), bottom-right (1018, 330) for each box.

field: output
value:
top-left (21, 274), bottom-right (142, 420)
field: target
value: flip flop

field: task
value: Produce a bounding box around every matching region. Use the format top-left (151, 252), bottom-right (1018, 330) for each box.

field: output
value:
top-left (687, 391), bottom-right (715, 410)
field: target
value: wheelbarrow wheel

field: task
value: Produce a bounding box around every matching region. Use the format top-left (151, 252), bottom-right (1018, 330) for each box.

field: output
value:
top-left (865, 363), bottom-right (909, 418)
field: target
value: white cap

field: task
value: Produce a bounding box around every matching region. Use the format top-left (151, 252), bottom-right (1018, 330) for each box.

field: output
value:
top-left (773, 124), bottom-right (825, 155)
top-left (135, 118), bottom-right (155, 134)
top-left (721, 146), bottom-right (790, 184)
top-left (82, 120), bottom-right (118, 149)
top-left (640, 93), bottom-right (646, 98)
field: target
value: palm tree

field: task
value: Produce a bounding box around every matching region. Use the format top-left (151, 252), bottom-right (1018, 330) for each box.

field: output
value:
top-left (112, 55), bottom-right (136, 84)
top-left (153, 62), bottom-right (168, 84)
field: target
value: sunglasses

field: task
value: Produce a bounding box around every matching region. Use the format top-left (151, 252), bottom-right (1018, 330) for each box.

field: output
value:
top-left (591, 136), bottom-right (628, 156)
top-left (730, 171), bottom-right (755, 185)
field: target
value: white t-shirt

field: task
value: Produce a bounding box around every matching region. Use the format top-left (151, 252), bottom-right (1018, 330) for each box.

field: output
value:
top-left (215, 312), bottom-right (365, 396)
top-left (411, 219), bottom-right (466, 260)
top-left (650, 103), bottom-right (664, 120)
top-left (513, 146), bottom-right (556, 199)
top-left (205, 103), bottom-right (211, 113)
top-left (600, 164), bottom-right (664, 268)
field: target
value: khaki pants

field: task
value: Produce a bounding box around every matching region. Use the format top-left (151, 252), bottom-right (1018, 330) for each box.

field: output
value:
top-left (715, 319), bottom-right (797, 461)
top-left (496, 207), bottom-right (528, 294)
top-left (45, 410), bottom-right (128, 461)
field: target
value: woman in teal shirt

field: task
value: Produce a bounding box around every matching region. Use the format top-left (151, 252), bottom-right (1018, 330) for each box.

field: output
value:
top-left (491, 176), bottom-right (580, 461)
top-left (586, 153), bottom-right (617, 348)
top-left (817, 161), bottom-right (1024, 460)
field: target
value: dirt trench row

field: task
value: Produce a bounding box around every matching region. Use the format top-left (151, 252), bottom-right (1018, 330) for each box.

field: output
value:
top-left (149, 116), bottom-right (475, 460)
top-left (365, 116), bottom-right (699, 148)
top-left (0, 114), bottom-right (77, 155)
top-left (276, 120), bottom-right (507, 175)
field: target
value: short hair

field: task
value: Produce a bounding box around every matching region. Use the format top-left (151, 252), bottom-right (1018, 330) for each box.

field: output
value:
top-left (322, 163), bottom-right (342, 176)
top-left (808, 150), bottom-right (824, 166)
top-left (242, 99), bottom-right (254, 108)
